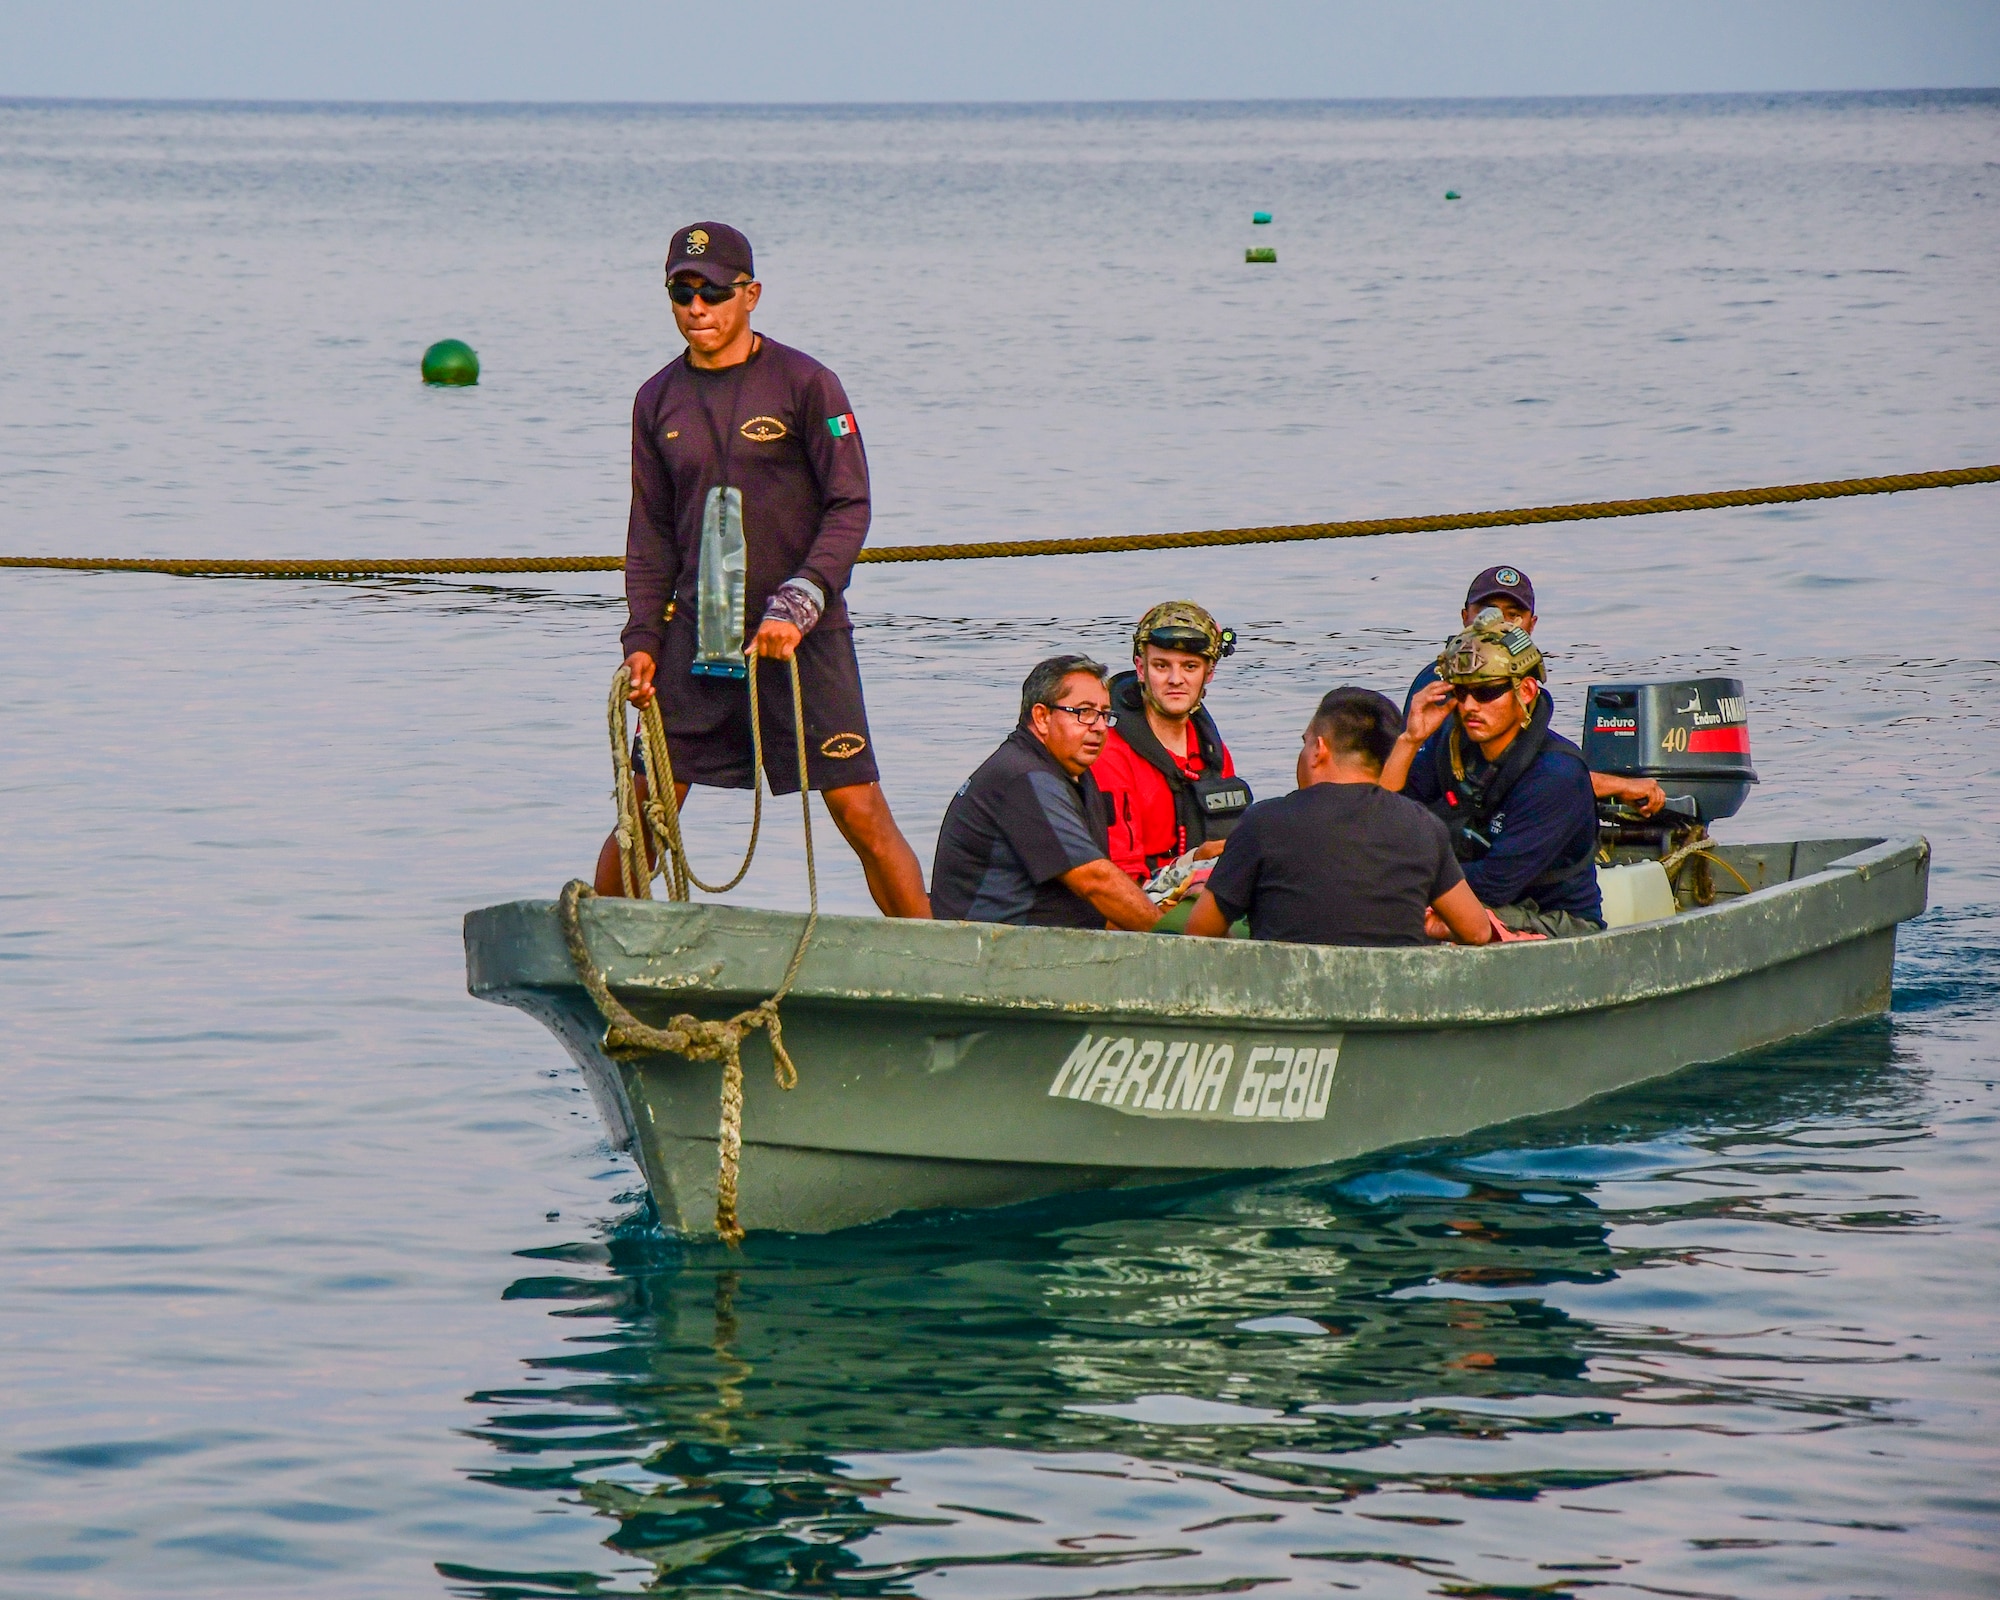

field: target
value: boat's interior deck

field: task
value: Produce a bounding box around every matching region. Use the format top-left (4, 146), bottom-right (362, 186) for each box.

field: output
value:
top-left (1607, 835), bottom-right (1886, 913)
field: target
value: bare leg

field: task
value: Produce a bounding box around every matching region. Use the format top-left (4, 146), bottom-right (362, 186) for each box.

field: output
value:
top-left (821, 782), bottom-right (932, 918)
top-left (592, 772), bottom-right (691, 897)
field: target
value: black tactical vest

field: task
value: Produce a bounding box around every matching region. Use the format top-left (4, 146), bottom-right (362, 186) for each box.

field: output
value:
top-left (1105, 671), bottom-right (1253, 871)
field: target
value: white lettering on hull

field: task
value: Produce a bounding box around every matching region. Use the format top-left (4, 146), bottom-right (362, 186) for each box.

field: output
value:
top-left (1049, 1032), bottom-right (1340, 1122)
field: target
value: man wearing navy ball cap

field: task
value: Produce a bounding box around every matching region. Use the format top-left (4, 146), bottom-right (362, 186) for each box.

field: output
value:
top-left (1404, 565), bottom-right (1665, 817)
top-left (594, 220), bottom-right (930, 914)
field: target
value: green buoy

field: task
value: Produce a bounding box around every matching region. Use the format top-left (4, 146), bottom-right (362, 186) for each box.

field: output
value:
top-left (1252, 211), bottom-right (1272, 224)
top-left (422, 339), bottom-right (479, 386)
top-left (1246, 247), bottom-right (1277, 264)
top-left (1444, 190), bottom-right (1461, 201)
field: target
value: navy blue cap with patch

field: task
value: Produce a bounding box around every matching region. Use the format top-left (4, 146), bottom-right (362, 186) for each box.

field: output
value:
top-left (665, 221), bottom-right (754, 286)
top-left (1465, 564), bottom-right (1536, 613)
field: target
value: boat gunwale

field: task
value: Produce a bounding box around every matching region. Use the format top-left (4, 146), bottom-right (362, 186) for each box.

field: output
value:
top-left (465, 835), bottom-right (1928, 1031)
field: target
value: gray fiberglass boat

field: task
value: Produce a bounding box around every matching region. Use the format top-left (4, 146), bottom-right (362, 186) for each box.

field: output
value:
top-left (464, 833), bottom-right (1928, 1238)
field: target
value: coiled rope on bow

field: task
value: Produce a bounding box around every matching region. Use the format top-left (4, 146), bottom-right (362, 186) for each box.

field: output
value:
top-left (607, 661), bottom-right (765, 901)
top-left (556, 653), bottom-right (819, 1247)
top-left (4, 462), bottom-right (1995, 577)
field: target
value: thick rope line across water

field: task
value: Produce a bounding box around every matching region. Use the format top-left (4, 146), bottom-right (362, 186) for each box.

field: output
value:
top-left (558, 655), bottom-right (819, 1248)
top-left (4, 463), bottom-right (1994, 578)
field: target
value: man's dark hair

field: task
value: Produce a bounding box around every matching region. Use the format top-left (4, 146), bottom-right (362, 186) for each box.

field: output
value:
top-left (1020, 654), bottom-right (1107, 723)
top-left (1308, 686), bottom-right (1404, 770)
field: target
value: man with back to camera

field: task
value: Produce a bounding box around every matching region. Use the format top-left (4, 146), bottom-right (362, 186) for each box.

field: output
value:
top-left (1382, 616), bottom-right (1605, 937)
top-left (1185, 688), bottom-right (1493, 947)
top-left (594, 221), bottom-right (929, 917)
top-left (1093, 600), bottom-right (1253, 883)
top-left (930, 656), bottom-right (1161, 932)
top-left (1405, 564), bottom-right (1666, 819)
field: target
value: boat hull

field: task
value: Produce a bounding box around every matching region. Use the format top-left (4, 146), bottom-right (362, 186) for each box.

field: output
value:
top-left (467, 835), bottom-right (1926, 1236)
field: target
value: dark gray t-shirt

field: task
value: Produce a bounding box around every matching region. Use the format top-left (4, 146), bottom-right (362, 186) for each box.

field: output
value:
top-left (931, 726), bottom-right (1112, 929)
top-left (1204, 782), bottom-right (1464, 947)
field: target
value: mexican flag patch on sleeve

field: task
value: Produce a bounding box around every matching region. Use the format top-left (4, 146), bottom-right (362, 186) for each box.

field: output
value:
top-left (825, 412), bottom-right (858, 438)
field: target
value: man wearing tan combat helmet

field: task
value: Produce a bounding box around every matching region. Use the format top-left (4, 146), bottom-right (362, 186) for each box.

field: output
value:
top-left (1093, 601), bottom-right (1253, 887)
top-left (1383, 616), bottom-right (1605, 937)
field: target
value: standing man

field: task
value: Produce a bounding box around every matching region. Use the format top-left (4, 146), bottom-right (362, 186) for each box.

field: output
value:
top-left (1093, 601), bottom-right (1253, 883)
top-left (931, 656), bottom-right (1160, 932)
top-left (1404, 564), bottom-right (1666, 819)
top-left (595, 222), bottom-right (929, 917)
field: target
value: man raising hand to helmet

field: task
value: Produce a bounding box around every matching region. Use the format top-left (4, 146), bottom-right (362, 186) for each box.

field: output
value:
top-left (1382, 617), bottom-right (1604, 938)
top-left (1093, 602), bottom-right (1253, 885)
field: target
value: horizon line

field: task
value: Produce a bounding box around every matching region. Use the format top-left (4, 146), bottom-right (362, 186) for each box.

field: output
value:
top-left (3, 85), bottom-right (1997, 113)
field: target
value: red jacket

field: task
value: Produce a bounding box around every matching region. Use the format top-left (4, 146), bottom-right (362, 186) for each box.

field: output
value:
top-left (1094, 715), bottom-right (1237, 881)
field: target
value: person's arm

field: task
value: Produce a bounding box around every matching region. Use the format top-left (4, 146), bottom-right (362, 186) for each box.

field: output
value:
top-left (1592, 771), bottom-right (1666, 816)
top-left (1381, 682), bottom-right (1454, 793)
top-left (1059, 859), bottom-right (1161, 931)
top-left (794, 366), bottom-right (871, 608)
top-left (1185, 889), bottom-right (1232, 938)
top-left (620, 383), bottom-right (680, 702)
top-left (1426, 880), bottom-right (1494, 944)
top-left (1183, 811), bottom-right (1257, 937)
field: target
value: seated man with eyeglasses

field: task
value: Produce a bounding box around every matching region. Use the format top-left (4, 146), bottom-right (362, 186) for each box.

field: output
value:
top-left (931, 655), bottom-right (1161, 932)
top-left (1380, 618), bottom-right (1605, 938)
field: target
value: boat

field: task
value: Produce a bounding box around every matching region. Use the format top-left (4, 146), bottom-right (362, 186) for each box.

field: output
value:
top-left (463, 833), bottom-right (1927, 1238)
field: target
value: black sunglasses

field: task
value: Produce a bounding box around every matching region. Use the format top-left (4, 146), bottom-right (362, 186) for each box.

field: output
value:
top-left (667, 279), bottom-right (747, 306)
top-left (1450, 681), bottom-right (1517, 704)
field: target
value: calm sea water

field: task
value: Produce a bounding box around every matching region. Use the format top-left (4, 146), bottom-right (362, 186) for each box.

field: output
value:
top-left (2, 93), bottom-right (1998, 1598)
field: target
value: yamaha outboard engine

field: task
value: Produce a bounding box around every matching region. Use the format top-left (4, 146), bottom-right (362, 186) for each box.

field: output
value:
top-left (1583, 677), bottom-right (1756, 849)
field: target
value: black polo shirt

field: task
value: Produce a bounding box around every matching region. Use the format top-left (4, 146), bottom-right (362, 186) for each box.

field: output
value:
top-left (931, 726), bottom-right (1113, 929)
top-left (1204, 782), bottom-right (1464, 947)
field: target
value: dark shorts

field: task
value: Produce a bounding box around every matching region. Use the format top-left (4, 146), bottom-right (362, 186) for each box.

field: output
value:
top-left (634, 610), bottom-right (880, 796)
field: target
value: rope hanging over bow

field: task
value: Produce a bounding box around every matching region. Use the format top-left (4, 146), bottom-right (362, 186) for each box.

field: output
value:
top-left (557, 654), bottom-right (819, 1246)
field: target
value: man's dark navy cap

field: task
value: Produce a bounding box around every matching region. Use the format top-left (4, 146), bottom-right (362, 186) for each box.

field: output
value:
top-left (665, 221), bottom-right (754, 286)
top-left (1465, 564), bottom-right (1536, 613)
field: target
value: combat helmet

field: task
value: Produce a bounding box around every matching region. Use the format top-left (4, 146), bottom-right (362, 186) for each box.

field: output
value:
top-left (1436, 613), bottom-right (1545, 685)
top-left (1133, 600), bottom-right (1236, 662)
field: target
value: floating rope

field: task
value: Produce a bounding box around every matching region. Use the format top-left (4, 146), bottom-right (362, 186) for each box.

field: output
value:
top-left (556, 654), bottom-right (819, 1248)
top-left (4, 462), bottom-right (1994, 578)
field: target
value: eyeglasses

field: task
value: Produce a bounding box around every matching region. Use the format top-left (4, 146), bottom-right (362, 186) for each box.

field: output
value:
top-left (1450, 681), bottom-right (1517, 705)
top-left (1050, 703), bottom-right (1112, 727)
top-left (668, 279), bottom-right (746, 306)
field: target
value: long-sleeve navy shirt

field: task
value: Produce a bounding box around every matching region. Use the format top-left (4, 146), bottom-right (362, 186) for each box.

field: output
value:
top-left (1402, 726), bottom-right (1603, 921)
top-left (620, 336), bottom-right (870, 664)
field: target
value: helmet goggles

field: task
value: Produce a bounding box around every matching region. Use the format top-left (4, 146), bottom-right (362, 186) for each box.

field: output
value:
top-left (1132, 600), bottom-right (1236, 662)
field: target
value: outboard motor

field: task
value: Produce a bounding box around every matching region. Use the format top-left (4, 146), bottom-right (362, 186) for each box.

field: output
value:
top-left (1583, 677), bottom-right (1757, 848)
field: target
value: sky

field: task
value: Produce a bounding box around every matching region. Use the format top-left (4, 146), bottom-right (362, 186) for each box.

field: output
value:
top-left (2, 0), bottom-right (1997, 102)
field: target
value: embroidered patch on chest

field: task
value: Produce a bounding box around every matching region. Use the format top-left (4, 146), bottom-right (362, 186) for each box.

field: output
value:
top-left (739, 415), bottom-right (788, 442)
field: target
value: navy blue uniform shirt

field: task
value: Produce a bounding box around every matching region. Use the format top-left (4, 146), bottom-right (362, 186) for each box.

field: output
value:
top-left (1402, 725), bottom-right (1603, 922)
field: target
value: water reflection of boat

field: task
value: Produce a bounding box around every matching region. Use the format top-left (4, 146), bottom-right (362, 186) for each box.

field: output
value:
top-left (464, 835), bottom-right (1926, 1237)
top-left (452, 1021), bottom-right (1915, 1597)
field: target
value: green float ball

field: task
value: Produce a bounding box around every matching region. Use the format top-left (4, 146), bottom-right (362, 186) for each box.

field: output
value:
top-left (1444, 190), bottom-right (1461, 201)
top-left (1251, 210), bottom-right (1272, 224)
top-left (422, 339), bottom-right (479, 386)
